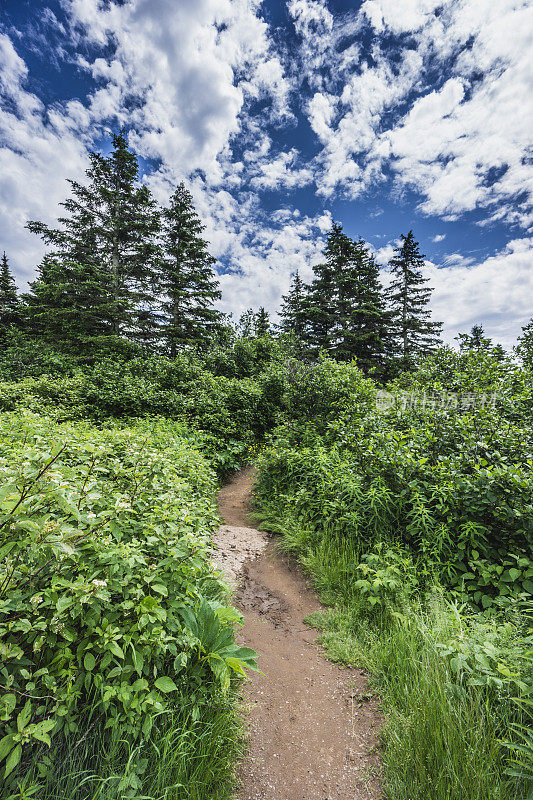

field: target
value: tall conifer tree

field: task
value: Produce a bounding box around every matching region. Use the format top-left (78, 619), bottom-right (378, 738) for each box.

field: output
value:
top-left (387, 230), bottom-right (442, 366)
top-left (456, 324), bottom-right (492, 352)
top-left (254, 307), bottom-right (271, 337)
top-left (305, 223), bottom-right (389, 370)
top-left (279, 271), bottom-right (307, 353)
top-left (305, 224), bottom-right (342, 355)
top-left (0, 252), bottom-right (20, 337)
top-left (159, 184), bottom-right (222, 355)
top-left (238, 309), bottom-right (256, 338)
top-left (24, 256), bottom-right (116, 349)
top-left (26, 132), bottom-right (160, 350)
top-left (334, 237), bottom-right (390, 370)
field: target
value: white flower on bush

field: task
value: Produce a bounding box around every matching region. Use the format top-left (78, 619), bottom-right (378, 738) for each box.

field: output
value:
top-left (91, 579), bottom-right (108, 590)
top-left (30, 594), bottom-right (43, 606)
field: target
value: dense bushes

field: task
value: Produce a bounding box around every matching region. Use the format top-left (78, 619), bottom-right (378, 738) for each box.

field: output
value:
top-left (0, 413), bottom-right (255, 797)
top-left (254, 348), bottom-right (533, 799)
top-left (1, 342), bottom-right (532, 798)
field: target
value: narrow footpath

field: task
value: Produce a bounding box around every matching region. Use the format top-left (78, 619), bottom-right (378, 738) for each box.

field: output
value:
top-left (214, 468), bottom-right (382, 800)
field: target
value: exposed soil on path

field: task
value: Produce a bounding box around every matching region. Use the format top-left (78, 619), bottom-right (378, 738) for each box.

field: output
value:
top-left (215, 468), bottom-right (382, 800)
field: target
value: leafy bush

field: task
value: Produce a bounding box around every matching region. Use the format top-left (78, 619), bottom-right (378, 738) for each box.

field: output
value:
top-left (254, 349), bottom-right (533, 799)
top-left (0, 412), bottom-right (255, 794)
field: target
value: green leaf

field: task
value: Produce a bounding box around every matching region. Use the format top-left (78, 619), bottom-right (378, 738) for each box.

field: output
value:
top-left (84, 652), bottom-right (96, 671)
top-left (154, 677), bottom-right (178, 693)
top-left (30, 719), bottom-right (55, 745)
top-left (109, 642), bottom-right (124, 659)
top-left (207, 654), bottom-right (230, 692)
top-left (17, 700), bottom-right (32, 733)
top-left (4, 744), bottom-right (22, 778)
top-left (150, 584), bottom-right (168, 597)
top-left (0, 735), bottom-right (15, 763)
top-left (0, 694), bottom-right (16, 721)
top-left (131, 645), bottom-right (144, 677)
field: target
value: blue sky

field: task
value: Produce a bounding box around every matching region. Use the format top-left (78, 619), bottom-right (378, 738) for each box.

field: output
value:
top-left (1, 0), bottom-right (532, 346)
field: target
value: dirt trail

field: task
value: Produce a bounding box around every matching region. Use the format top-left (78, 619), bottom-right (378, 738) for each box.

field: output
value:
top-left (215, 468), bottom-right (382, 800)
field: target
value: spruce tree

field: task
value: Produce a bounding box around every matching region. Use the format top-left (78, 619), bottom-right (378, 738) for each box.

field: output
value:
top-left (456, 324), bottom-right (492, 352)
top-left (305, 223), bottom-right (389, 370)
top-left (237, 309), bottom-right (256, 338)
top-left (24, 256), bottom-right (115, 350)
top-left (159, 184), bottom-right (222, 355)
top-left (387, 230), bottom-right (442, 366)
top-left (334, 237), bottom-right (390, 371)
top-left (254, 307), bottom-right (271, 337)
top-left (305, 224), bottom-right (341, 356)
top-left (26, 132), bottom-right (160, 351)
top-left (279, 271), bottom-right (307, 353)
top-left (0, 252), bottom-right (20, 337)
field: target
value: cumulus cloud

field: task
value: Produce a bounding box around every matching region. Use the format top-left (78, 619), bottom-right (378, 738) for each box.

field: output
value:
top-left (250, 148), bottom-right (313, 190)
top-left (429, 237), bottom-right (533, 348)
top-left (0, 34), bottom-right (91, 284)
top-left (0, 0), bottom-right (531, 348)
top-left (293, 0), bottom-right (533, 226)
top-left (69, 0), bottom-right (293, 183)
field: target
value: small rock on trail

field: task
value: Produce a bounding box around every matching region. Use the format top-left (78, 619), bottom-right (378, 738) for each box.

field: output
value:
top-left (214, 467), bottom-right (383, 800)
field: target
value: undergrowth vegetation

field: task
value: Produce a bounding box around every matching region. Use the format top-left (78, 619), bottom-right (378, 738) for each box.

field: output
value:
top-left (253, 347), bottom-right (533, 800)
top-left (0, 413), bottom-right (256, 798)
top-left (0, 340), bottom-right (532, 799)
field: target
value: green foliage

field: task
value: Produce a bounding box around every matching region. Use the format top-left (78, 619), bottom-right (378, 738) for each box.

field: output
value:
top-left (279, 271), bottom-right (306, 353)
top-left (302, 222), bottom-right (390, 370)
top-left (0, 353), bottom-right (285, 475)
top-left (26, 132), bottom-right (161, 351)
top-left (307, 599), bottom-right (530, 800)
top-left (387, 229), bottom-right (442, 367)
top-left (159, 184), bottom-right (223, 355)
top-left (202, 335), bottom-right (286, 379)
top-left (254, 348), bottom-right (533, 799)
top-left (0, 254), bottom-right (20, 339)
top-left (516, 318), bottom-right (533, 371)
top-left (0, 412), bottom-right (255, 794)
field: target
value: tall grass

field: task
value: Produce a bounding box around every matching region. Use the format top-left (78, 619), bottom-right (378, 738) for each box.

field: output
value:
top-left (6, 692), bottom-right (242, 800)
top-left (307, 603), bottom-right (526, 800)
top-left (254, 504), bottom-right (531, 800)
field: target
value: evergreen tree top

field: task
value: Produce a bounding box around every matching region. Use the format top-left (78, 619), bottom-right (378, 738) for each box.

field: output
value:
top-left (0, 251), bottom-right (19, 307)
top-left (0, 251), bottom-right (20, 334)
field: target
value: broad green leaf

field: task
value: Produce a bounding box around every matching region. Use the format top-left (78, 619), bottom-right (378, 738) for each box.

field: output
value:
top-left (17, 700), bottom-right (31, 733)
top-left (0, 735), bottom-right (15, 763)
top-left (84, 652), bottom-right (96, 671)
top-left (4, 744), bottom-right (22, 778)
top-left (154, 677), bottom-right (177, 693)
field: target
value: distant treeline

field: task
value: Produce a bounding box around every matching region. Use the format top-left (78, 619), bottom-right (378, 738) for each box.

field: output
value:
top-left (1, 133), bottom-right (531, 376)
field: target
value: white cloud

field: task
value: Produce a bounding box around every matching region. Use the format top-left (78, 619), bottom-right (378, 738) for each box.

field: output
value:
top-left (360, 0), bottom-right (441, 34)
top-left (429, 237), bottom-right (533, 348)
top-left (0, 34), bottom-right (91, 285)
top-left (442, 253), bottom-right (475, 267)
top-left (432, 234), bottom-right (446, 242)
top-left (0, 1), bottom-right (295, 287)
top-left (294, 0), bottom-right (533, 226)
top-left (214, 209), bottom-right (330, 321)
top-left (250, 148), bottom-right (313, 190)
top-left (68, 0), bottom-right (293, 184)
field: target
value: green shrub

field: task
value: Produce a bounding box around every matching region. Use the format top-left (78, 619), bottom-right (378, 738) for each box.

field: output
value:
top-left (0, 412), bottom-right (255, 794)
